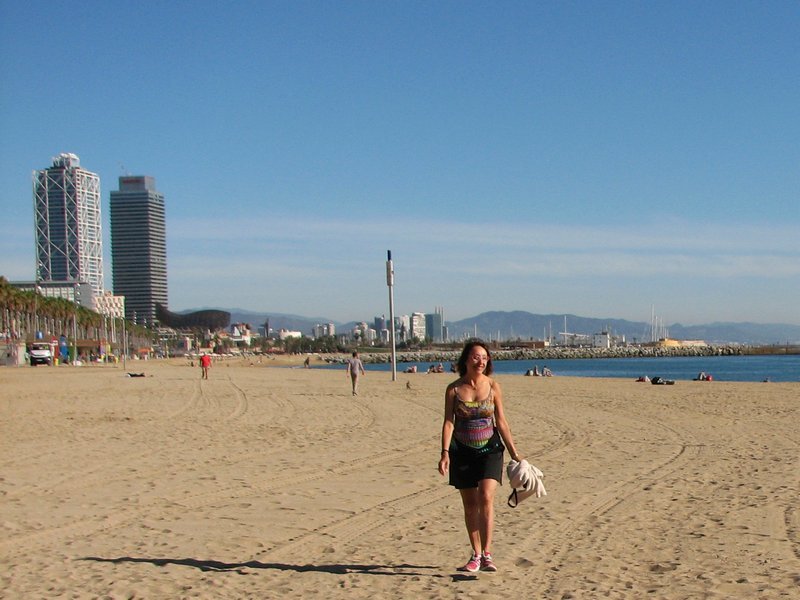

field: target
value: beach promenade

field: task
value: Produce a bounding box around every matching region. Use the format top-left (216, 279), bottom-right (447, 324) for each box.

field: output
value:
top-left (1, 360), bottom-right (798, 598)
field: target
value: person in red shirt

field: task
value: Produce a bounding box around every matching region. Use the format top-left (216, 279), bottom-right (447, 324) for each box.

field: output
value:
top-left (200, 353), bottom-right (212, 379)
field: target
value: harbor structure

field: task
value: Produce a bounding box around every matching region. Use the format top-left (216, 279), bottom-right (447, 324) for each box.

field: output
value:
top-left (33, 153), bottom-right (104, 299)
top-left (109, 176), bottom-right (168, 325)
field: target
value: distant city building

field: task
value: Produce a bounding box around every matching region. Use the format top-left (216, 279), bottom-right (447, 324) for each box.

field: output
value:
top-left (10, 280), bottom-right (94, 310)
top-left (229, 323), bottom-right (252, 346)
top-left (410, 312), bottom-right (426, 341)
top-left (278, 329), bottom-right (302, 340)
top-left (313, 322), bottom-right (336, 338)
top-left (426, 306), bottom-right (445, 342)
top-left (397, 315), bottom-right (410, 342)
top-left (348, 322), bottom-right (378, 344)
top-left (352, 321), bottom-right (370, 342)
top-left (94, 291), bottom-right (126, 319)
top-left (110, 176), bottom-right (168, 326)
top-left (33, 153), bottom-right (104, 299)
top-left (373, 315), bottom-right (389, 344)
top-left (592, 332), bottom-right (611, 349)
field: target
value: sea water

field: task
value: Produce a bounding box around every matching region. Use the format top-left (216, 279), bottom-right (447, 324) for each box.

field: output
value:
top-left (345, 354), bottom-right (800, 383)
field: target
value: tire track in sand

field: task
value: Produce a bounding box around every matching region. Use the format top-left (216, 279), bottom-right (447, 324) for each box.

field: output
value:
top-left (0, 418), bottom-right (438, 557)
top-left (261, 483), bottom-right (453, 561)
top-left (529, 414), bottom-right (705, 598)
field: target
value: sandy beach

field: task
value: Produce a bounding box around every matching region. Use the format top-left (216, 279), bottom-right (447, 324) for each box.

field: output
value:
top-left (1, 359), bottom-right (798, 599)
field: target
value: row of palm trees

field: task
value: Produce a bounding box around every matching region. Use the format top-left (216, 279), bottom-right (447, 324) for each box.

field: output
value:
top-left (0, 276), bottom-right (153, 352)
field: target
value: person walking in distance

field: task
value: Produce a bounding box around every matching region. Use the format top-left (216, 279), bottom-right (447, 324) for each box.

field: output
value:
top-left (345, 351), bottom-right (366, 395)
top-left (200, 353), bottom-right (211, 380)
top-left (437, 339), bottom-right (523, 573)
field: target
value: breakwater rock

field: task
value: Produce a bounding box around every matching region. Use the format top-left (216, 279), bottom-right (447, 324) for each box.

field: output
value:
top-left (325, 345), bottom-right (749, 365)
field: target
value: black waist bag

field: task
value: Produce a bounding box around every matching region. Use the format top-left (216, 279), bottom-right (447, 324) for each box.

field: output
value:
top-left (452, 428), bottom-right (505, 456)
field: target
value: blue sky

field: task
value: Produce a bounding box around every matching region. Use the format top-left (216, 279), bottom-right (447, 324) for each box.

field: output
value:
top-left (1, 1), bottom-right (798, 326)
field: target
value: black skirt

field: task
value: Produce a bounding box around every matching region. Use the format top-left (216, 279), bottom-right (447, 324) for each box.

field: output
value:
top-left (448, 431), bottom-right (505, 489)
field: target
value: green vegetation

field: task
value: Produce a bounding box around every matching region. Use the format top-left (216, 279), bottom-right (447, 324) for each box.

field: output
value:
top-left (0, 276), bottom-right (154, 352)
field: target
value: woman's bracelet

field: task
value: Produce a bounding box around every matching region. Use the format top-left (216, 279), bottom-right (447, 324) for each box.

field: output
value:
top-left (441, 449), bottom-right (449, 454)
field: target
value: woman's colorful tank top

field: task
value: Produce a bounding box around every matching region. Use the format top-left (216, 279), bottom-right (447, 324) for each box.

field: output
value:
top-left (453, 385), bottom-right (495, 449)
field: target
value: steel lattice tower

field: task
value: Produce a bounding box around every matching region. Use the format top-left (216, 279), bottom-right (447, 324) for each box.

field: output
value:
top-left (33, 153), bottom-right (104, 297)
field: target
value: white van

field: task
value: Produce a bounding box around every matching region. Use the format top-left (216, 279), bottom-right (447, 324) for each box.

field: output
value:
top-left (29, 342), bottom-right (53, 366)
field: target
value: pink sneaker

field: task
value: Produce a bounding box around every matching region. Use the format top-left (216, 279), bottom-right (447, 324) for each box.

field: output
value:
top-left (458, 553), bottom-right (481, 573)
top-left (480, 552), bottom-right (497, 572)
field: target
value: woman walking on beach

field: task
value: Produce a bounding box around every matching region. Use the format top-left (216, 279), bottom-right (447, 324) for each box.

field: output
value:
top-left (345, 351), bottom-right (366, 396)
top-left (438, 339), bottom-right (523, 573)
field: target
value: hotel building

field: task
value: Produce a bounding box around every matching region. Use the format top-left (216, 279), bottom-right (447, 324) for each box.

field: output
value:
top-left (109, 176), bottom-right (168, 325)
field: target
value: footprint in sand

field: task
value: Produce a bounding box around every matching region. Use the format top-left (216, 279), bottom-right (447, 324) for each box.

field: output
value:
top-left (515, 557), bottom-right (535, 568)
top-left (649, 562), bottom-right (679, 574)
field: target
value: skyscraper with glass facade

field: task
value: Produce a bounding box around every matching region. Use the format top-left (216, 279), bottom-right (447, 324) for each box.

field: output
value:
top-left (110, 176), bottom-right (168, 325)
top-left (33, 153), bottom-right (104, 299)
top-left (426, 307), bottom-right (445, 343)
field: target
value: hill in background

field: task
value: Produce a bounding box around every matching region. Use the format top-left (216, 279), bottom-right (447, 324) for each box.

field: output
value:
top-left (446, 311), bottom-right (800, 345)
top-left (183, 308), bottom-right (800, 345)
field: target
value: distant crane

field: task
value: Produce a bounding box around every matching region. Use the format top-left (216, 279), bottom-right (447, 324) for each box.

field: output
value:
top-left (559, 315), bottom-right (591, 346)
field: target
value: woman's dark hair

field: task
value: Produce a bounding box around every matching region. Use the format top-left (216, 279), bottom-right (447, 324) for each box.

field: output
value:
top-left (456, 339), bottom-right (493, 377)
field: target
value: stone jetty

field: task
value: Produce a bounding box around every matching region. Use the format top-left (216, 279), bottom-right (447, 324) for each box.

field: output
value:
top-left (325, 344), bottom-right (753, 365)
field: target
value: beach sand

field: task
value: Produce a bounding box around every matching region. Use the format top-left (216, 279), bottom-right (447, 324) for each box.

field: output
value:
top-left (1, 359), bottom-right (798, 599)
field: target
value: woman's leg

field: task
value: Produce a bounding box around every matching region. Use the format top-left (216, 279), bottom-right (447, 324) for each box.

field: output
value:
top-left (477, 478), bottom-right (499, 553)
top-left (459, 488), bottom-right (482, 554)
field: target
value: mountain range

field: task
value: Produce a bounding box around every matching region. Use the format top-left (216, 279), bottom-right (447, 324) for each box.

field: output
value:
top-left (195, 308), bottom-right (800, 346)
